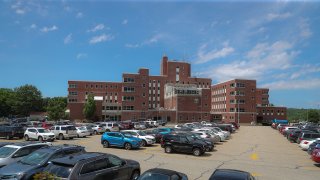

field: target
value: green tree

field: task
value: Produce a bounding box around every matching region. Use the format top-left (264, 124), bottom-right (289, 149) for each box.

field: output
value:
top-left (46, 97), bottom-right (67, 120)
top-left (13, 84), bottom-right (43, 116)
top-left (83, 94), bottom-right (96, 119)
top-left (308, 109), bottom-right (320, 123)
top-left (0, 88), bottom-right (15, 117)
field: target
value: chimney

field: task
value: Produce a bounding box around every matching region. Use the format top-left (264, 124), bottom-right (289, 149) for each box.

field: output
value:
top-left (161, 54), bottom-right (168, 76)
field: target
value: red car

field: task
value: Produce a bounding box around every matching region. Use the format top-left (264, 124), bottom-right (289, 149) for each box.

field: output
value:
top-left (230, 122), bottom-right (240, 129)
top-left (311, 149), bottom-right (320, 163)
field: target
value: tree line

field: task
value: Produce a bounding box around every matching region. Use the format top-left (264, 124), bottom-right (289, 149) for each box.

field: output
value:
top-left (287, 108), bottom-right (320, 123)
top-left (0, 84), bottom-right (96, 121)
top-left (0, 85), bottom-right (67, 120)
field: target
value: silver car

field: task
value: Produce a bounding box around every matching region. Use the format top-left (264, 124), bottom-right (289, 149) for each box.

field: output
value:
top-left (0, 142), bottom-right (50, 168)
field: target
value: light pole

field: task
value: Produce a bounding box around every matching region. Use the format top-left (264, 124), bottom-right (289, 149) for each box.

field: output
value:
top-left (237, 100), bottom-right (240, 124)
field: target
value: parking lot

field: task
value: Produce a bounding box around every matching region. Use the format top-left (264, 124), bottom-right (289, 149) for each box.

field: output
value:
top-left (1, 125), bottom-right (320, 180)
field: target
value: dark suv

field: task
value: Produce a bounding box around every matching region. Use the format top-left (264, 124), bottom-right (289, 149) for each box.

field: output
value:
top-left (44, 152), bottom-right (141, 180)
top-left (0, 144), bottom-right (85, 180)
top-left (161, 134), bottom-right (207, 156)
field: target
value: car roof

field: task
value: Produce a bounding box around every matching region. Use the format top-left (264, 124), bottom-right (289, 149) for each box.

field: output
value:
top-left (5, 142), bottom-right (50, 148)
top-left (36, 144), bottom-right (83, 152)
top-left (210, 169), bottom-right (250, 180)
top-left (51, 152), bottom-right (106, 166)
top-left (144, 168), bottom-right (181, 176)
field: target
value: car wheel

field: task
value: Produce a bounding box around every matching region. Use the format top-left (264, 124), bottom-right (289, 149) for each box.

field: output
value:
top-left (130, 170), bottom-right (140, 180)
top-left (165, 146), bottom-right (172, 153)
top-left (69, 137), bottom-right (73, 140)
top-left (94, 130), bottom-right (98, 135)
top-left (102, 140), bottom-right (109, 148)
top-left (193, 148), bottom-right (201, 156)
top-left (24, 135), bottom-right (29, 141)
top-left (59, 134), bottom-right (64, 140)
top-left (77, 134), bottom-right (80, 138)
top-left (124, 143), bottom-right (132, 150)
top-left (141, 140), bottom-right (147, 147)
top-left (38, 136), bottom-right (43, 142)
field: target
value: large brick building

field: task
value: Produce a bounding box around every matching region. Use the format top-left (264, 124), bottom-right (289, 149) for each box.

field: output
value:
top-left (68, 56), bottom-right (211, 123)
top-left (68, 56), bottom-right (286, 123)
top-left (211, 79), bottom-right (286, 123)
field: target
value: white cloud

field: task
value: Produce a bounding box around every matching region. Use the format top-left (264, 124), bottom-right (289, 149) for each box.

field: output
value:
top-left (89, 34), bottom-right (113, 44)
top-left (122, 19), bottom-right (128, 25)
top-left (125, 43), bottom-right (140, 48)
top-left (64, 33), bottom-right (72, 44)
top-left (261, 79), bottom-right (320, 90)
top-left (76, 12), bottom-right (83, 18)
top-left (199, 41), bottom-right (297, 82)
top-left (266, 12), bottom-right (292, 21)
top-left (125, 33), bottom-right (165, 48)
top-left (15, 9), bottom-right (25, 14)
top-left (298, 18), bottom-right (312, 38)
top-left (40, 25), bottom-right (58, 33)
top-left (30, 24), bottom-right (37, 29)
top-left (11, 1), bottom-right (27, 15)
top-left (87, 24), bottom-right (105, 32)
top-left (76, 53), bottom-right (87, 59)
top-left (290, 64), bottom-right (320, 79)
top-left (194, 42), bottom-right (234, 64)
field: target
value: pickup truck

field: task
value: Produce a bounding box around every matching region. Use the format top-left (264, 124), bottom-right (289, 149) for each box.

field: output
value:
top-left (0, 125), bottom-right (25, 139)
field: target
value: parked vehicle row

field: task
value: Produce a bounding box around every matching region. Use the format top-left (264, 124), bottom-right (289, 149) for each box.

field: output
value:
top-left (273, 122), bottom-right (320, 165)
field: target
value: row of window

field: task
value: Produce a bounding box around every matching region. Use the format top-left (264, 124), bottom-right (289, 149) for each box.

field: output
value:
top-left (69, 92), bottom-right (78, 96)
top-left (123, 87), bottom-right (135, 92)
top-left (103, 106), bottom-right (121, 110)
top-left (230, 91), bottom-right (245, 96)
top-left (230, 83), bottom-right (245, 88)
top-left (230, 99), bottom-right (245, 104)
top-left (85, 84), bottom-right (119, 89)
top-left (123, 77), bottom-right (134, 82)
top-left (69, 84), bottom-right (77, 88)
top-left (230, 108), bottom-right (245, 112)
top-left (122, 96), bottom-right (134, 101)
top-left (68, 98), bottom-right (77, 102)
top-left (122, 106), bottom-right (134, 110)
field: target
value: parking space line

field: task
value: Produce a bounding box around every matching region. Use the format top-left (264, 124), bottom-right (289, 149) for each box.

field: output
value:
top-left (250, 153), bottom-right (259, 160)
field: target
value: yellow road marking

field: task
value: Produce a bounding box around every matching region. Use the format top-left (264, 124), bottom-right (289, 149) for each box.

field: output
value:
top-left (251, 172), bottom-right (262, 177)
top-left (250, 153), bottom-right (259, 160)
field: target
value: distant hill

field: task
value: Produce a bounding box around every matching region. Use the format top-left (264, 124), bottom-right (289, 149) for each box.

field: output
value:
top-left (287, 108), bottom-right (319, 122)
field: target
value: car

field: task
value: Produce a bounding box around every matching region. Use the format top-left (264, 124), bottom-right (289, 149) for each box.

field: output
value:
top-left (121, 130), bottom-right (156, 147)
top-left (90, 124), bottom-right (105, 135)
top-left (212, 127), bottom-right (231, 139)
top-left (209, 169), bottom-right (255, 180)
top-left (133, 122), bottom-right (147, 130)
top-left (0, 124), bottom-right (24, 140)
top-left (230, 122), bottom-right (240, 129)
top-left (156, 119), bottom-right (167, 126)
top-left (299, 139), bottom-right (318, 151)
top-left (145, 120), bottom-right (159, 128)
top-left (0, 142), bottom-right (14, 148)
top-left (283, 127), bottom-right (298, 137)
top-left (287, 129), bottom-right (313, 143)
top-left (24, 127), bottom-right (55, 141)
top-left (160, 134), bottom-right (207, 156)
top-left (174, 132), bottom-right (214, 152)
top-left (297, 132), bottom-right (320, 144)
top-left (0, 142), bottom-right (50, 168)
top-left (80, 125), bottom-right (94, 135)
top-left (307, 140), bottom-right (320, 155)
top-left (101, 132), bottom-right (142, 150)
top-left (0, 144), bottom-right (85, 180)
top-left (50, 125), bottom-right (78, 140)
top-left (139, 168), bottom-right (188, 180)
top-left (214, 124), bottom-right (234, 133)
top-left (119, 121), bottom-right (134, 130)
top-left (97, 122), bottom-right (120, 132)
top-left (194, 128), bottom-right (225, 142)
top-left (191, 131), bottom-right (220, 144)
top-left (76, 126), bottom-right (90, 138)
top-left (311, 149), bottom-right (320, 163)
top-left (43, 152), bottom-right (141, 180)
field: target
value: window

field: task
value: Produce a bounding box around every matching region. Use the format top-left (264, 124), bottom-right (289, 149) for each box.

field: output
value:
top-left (143, 84), bottom-right (146, 87)
top-left (107, 155), bottom-right (122, 167)
top-left (69, 92), bottom-right (78, 96)
top-left (122, 96), bottom-right (135, 101)
top-left (123, 77), bottom-right (135, 82)
top-left (80, 161), bottom-right (96, 174)
top-left (122, 106), bottom-right (134, 110)
top-left (142, 93), bottom-right (146, 97)
top-left (123, 87), bottom-right (135, 92)
top-left (69, 84), bottom-right (77, 88)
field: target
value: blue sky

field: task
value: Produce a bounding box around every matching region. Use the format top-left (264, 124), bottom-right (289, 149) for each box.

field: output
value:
top-left (0, 0), bottom-right (319, 109)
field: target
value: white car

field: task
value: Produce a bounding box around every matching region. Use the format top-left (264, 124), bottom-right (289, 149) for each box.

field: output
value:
top-left (194, 128), bottom-right (226, 142)
top-left (76, 126), bottom-right (91, 138)
top-left (121, 130), bottom-right (156, 147)
top-left (212, 127), bottom-right (231, 139)
top-left (299, 139), bottom-right (320, 150)
top-left (24, 128), bottom-right (55, 141)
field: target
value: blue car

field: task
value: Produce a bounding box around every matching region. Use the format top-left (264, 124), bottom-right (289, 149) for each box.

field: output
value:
top-left (101, 132), bottom-right (142, 150)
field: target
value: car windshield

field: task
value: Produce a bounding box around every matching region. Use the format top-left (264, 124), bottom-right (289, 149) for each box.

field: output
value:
top-left (38, 129), bottom-right (50, 133)
top-left (0, 147), bottom-right (18, 158)
top-left (46, 163), bottom-right (73, 178)
top-left (122, 133), bottom-right (133, 138)
top-left (137, 131), bottom-right (146, 136)
top-left (139, 172), bottom-right (170, 180)
top-left (20, 151), bottom-right (50, 165)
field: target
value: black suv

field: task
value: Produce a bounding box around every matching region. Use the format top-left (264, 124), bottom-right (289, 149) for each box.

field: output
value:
top-left (44, 152), bottom-right (141, 180)
top-left (161, 134), bottom-right (207, 156)
top-left (0, 144), bottom-right (85, 180)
